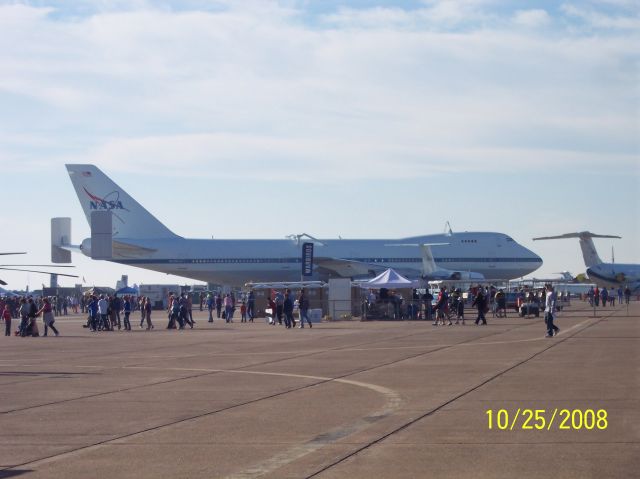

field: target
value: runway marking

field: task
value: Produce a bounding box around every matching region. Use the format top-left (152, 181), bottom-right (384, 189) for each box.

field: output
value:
top-left (0, 318), bottom-right (596, 371)
top-left (3, 366), bottom-right (401, 478)
top-left (121, 366), bottom-right (401, 479)
top-left (0, 314), bottom-right (604, 477)
top-left (457, 317), bottom-right (595, 346)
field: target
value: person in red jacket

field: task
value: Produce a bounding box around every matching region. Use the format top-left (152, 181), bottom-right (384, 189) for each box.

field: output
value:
top-left (2, 304), bottom-right (11, 336)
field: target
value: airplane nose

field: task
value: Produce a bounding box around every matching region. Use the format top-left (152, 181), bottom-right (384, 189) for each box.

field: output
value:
top-left (523, 244), bottom-right (543, 271)
top-left (534, 252), bottom-right (543, 266)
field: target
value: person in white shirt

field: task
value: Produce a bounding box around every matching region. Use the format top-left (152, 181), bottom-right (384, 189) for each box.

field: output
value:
top-left (544, 284), bottom-right (559, 338)
top-left (97, 295), bottom-right (110, 331)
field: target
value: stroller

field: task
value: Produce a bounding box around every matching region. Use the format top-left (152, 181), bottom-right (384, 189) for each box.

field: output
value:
top-left (18, 316), bottom-right (39, 337)
top-left (265, 307), bottom-right (276, 325)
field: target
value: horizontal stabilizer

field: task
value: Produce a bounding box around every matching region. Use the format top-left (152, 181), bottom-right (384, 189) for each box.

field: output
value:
top-left (533, 231), bottom-right (619, 268)
top-left (533, 232), bottom-right (621, 241)
top-left (51, 218), bottom-right (72, 263)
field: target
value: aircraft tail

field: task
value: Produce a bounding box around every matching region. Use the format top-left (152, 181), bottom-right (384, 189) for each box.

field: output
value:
top-left (533, 232), bottom-right (621, 268)
top-left (66, 165), bottom-right (179, 240)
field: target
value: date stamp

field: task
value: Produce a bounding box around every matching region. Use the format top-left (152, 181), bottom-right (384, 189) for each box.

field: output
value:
top-left (486, 409), bottom-right (608, 430)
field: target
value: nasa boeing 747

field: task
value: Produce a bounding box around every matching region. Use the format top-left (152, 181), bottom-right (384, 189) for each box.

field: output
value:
top-left (52, 165), bottom-right (542, 285)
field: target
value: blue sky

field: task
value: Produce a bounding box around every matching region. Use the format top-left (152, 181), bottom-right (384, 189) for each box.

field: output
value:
top-left (0, 0), bottom-right (638, 289)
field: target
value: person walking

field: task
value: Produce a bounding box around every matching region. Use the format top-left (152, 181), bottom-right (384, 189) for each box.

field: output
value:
top-left (112, 295), bottom-right (122, 330)
top-left (144, 297), bottom-right (154, 330)
top-left (207, 294), bottom-right (214, 322)
top-left (283, 293), bottom-right (295, 328)
top-left (544, 284), bottom-right (560, 337)
top-left (472, 288), bottom-right (487, 325)
top-left (215, 293), bottom-right (223, 319)
top-left (247, 290), bottom-right (255, 322)
top-left (454, 290), bottom-right (465, 325)
top-left (38, 297), bottom-right (59, 336)
top-left (600, 287), bottom-right (608, 308)
top-left (267, 296), bottom-right (277, 325)
top-left (18, 298), bottom-right (30, 336)
top-left (2, 303), bottom-right (12, 336)
top-left (298, 289), bottom-right (312, 328)
top-left (87, 296), bottom-right (98, 331)
top-left (122, 295), bottom-right (132, 331)
top-left (109, 296), bottom-right (119, 330)
top-left (138, 296), bottom-right (146, 328)
top-left (433, 286), bottom-right (450, 326)
top-left (223, 294), bottom-right (234, 323)
top-left (609, 287), bottom-right (616, 306)
top-left (274, 290), bottom-right (284, 325)
top-left (97, 295), bottom-right (109, 331)
top-left (617, 287), bottom-right (623, 305)
top-left (186, 294), bottom-right (194, 326)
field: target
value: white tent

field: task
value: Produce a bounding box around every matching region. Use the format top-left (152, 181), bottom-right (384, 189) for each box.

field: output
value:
top-left (364, 268), bottom-right (417, 288)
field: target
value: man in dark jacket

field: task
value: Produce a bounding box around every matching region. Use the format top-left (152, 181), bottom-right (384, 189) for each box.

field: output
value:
top-left (283, 292), bottom-right (295, 329)
top-left (472, 288), bottom-right (487, 325)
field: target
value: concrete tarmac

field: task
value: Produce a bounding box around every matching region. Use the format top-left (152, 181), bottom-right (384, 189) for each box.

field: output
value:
top-left (1, 302), bottom-right (638, 478)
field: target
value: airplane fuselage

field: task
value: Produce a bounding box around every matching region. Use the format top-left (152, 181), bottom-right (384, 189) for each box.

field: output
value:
top-left (586, 263), bottom-right (640, 289)
top-left (80, 232), bottom-right (542, 285)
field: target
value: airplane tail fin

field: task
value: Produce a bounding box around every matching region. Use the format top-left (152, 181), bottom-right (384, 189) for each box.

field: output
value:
top-left (420, 245), bottom-right (438, 275)
top-left (533, 232), bottom-right (621, 268)
top-left (66, 164), bottom-right (179, 240)
top-left (554, 271), bottom-right (574, 281)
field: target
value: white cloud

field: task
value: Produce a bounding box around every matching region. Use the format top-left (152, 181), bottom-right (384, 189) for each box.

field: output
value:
top-left (561, 3), bottom-right (640, 29)
top-left (513, 9), bottom-right (551, 28)
top-left (0, 2), bottom-right (637, 185)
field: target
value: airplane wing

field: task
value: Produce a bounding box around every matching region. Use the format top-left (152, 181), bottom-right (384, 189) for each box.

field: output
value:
top-left (0, 267), bottom-right (79, 286)
top-left (113, 240), bottom-right (157, 258)
top-left (314, 257), bottom-right (386, 277)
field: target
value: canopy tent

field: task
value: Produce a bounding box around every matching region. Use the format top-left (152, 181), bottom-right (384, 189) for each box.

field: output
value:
top-left (116, 286), bottom-right (139, 295)
top-left (364, 268), bottom-right (417, 288)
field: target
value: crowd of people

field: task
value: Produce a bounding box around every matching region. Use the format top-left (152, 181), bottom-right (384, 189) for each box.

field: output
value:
top-left (84, 294), bottom-right (154, 331)
top-left (1, 296), bottom-right (61, 337)
top-left (262, 288), bottom-right (312, 328)
top-left (1, 283), bottom-right (634, 338)
top-left (586, 286), bottom-right (632, 307)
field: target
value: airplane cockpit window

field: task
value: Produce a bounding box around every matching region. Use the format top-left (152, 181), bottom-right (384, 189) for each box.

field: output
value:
top-left (505, 236), bottom-right (514, 242)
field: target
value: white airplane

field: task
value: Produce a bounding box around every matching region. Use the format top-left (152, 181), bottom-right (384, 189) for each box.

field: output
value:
top-left (533, 232), bottom-right (640, 290)
top-left (52, 164), bottom-right (543, 285)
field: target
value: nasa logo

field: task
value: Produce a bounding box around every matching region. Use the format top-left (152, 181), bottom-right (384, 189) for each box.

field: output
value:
top-left (83, 188), bottom-right (128, 211)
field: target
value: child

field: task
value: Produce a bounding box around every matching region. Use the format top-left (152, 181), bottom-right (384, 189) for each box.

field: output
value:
top-left (240, 302), bottom-right (247, 322)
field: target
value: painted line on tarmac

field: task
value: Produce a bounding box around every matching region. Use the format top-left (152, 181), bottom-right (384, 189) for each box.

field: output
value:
top-left (122, 365), bottom-right (402, 479)
top-left (2, 367), bottom-right (402, 477)
top-left (457, 317), bottom-right (595, 347)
